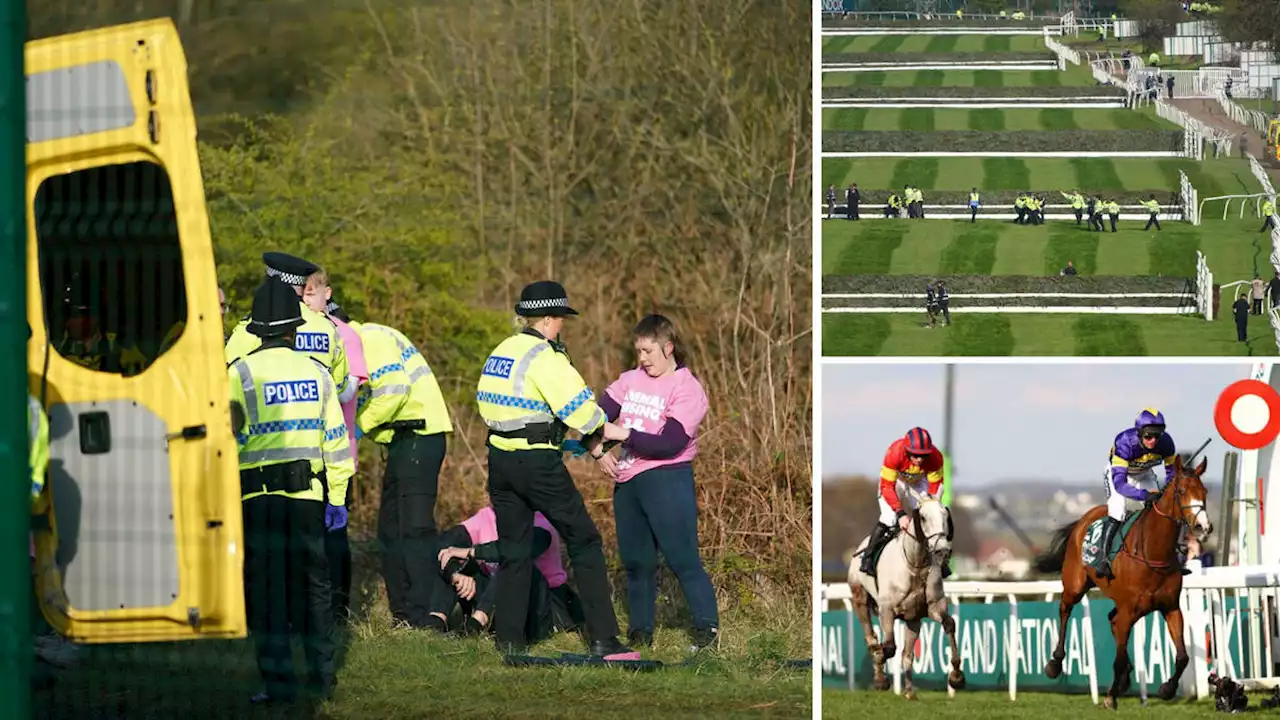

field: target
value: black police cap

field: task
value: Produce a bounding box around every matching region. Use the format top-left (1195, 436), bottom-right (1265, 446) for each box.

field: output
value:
top-left (515, 280), bottom-right (578, 317)
top-left (247, 278), bottom-right (305, 337)
top-left (262, 251), bottom-right (319, 287)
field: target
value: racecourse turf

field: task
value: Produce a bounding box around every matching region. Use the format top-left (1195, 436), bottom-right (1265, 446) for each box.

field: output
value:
top-left (820, 687), bottom-right (1277, 718)
top-left (820, 156), bottom-right (1262, 204)
top-left (821, 107), bottom-right (1175, 132)
top-left (818, 41), bottom-right (1279, 357)
top-left (821, 69), bottom-right (1087, 88)
top-left (820, 34), bottom-right (1048, 54)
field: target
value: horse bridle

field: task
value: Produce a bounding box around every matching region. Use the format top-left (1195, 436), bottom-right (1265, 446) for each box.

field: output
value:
top-left (1125, 473), bottom-right (1208, 572)
top-left (899, 498), bottom-right (951, 572)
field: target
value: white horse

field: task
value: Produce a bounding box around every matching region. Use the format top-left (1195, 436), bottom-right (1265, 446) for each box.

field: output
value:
top-left (846, 490), bottom-right (965, 700)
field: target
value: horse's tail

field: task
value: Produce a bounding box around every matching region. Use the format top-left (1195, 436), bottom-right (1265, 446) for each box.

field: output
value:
top-left (1034, 520), bottom-right (1079, 574)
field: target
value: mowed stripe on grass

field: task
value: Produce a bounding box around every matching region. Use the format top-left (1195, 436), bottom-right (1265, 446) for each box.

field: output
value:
top-left (820, 219), bottom-right (1266, 285)
top-left (821, 108), bottom-right (1174, 132)
top-left (821, 157), bottom-right (1257, 200)
top-left (820, 33), bottom-right (1045, 54)
top-left (821, 312), bottom-right (1273, 357)
top-left (822, 68), bottom-right (1097, 87)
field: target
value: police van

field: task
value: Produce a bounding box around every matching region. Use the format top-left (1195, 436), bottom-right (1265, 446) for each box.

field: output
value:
top-left (27, 18), bottom-right (245, 643)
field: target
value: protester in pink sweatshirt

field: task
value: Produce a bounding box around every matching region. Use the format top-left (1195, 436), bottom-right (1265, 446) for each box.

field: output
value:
top-left (433, 506), bottom-right (583, 641)
top-left (597, 314), bottom-right (718, 653)
top-left (301, 272), bottom-right (367, 623)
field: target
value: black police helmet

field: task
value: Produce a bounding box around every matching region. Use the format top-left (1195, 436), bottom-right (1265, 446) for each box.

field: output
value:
top-left (515, 280), bottom-right (578, 317)
top-left (247, 278), bottom-right (305, 337)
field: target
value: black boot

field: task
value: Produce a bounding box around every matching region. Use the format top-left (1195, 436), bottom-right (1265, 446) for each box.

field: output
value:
top-left (860, 523), bottom-right (893, 576)
top-left (1096, 517), bottom-right (1120, 578)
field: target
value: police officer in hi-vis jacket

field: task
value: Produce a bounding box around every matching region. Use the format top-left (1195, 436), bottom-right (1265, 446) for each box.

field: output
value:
top-left (476, 281), bottom-right (636, 659)
top-left (225, 252), bottom-right (354, 407)
top-left (229, 279), bottom-right (354, 705)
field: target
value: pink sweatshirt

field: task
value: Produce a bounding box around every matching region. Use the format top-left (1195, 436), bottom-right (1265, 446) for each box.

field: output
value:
top-left (460, 507), bottom-right (567, 588)
top-left (330, 314), bottom-right (368, 472)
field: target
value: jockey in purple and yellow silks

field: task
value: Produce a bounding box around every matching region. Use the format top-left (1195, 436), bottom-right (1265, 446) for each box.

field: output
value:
top-left (1097, 408), bottom-right (1178, 578)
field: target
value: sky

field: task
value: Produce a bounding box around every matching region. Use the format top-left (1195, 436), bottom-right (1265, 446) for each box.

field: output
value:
top-left (820, 362), bottom-right (1260, 488)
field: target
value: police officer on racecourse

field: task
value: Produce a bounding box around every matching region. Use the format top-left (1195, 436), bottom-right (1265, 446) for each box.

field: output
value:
top-left (476, 281), bottom-right (635, 658)
top-left (349, 317), bottom-right (454, 631)
top-left (226, 252), bottom-right (354, 406)
top-left (229, 279), bottom-right (354, 705)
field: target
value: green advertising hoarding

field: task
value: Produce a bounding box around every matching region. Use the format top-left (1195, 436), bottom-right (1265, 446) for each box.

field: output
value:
top-left (822, 597), bottom-right (1253, 694)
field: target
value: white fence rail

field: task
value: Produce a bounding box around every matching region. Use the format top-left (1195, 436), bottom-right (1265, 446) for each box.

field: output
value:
top-left (1251, 155), bottom-right (1277, 197)
top-left (1197, 250), bottom-right (1215, 320)
top-left (821, 565), bottom-right (1280, 701)
top-left (1044, 33), bottom-right (1080, 69)
top-left (1155, 99), bottom-right (1235, 159)
top-left (1216, 92), bottom-right (1273, 135)
top-left (1180, 169), bottom-right (1201, 225)
top-left (1197, 193), bottom-right (1271, 223)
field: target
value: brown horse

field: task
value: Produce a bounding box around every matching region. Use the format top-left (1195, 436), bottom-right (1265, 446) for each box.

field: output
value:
top-left (1033, 455), bottom-right (1213, 709)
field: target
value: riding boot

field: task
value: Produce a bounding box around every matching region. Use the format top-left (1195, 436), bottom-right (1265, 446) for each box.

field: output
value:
top-left (1096, 517), bottom-right (1120, 578)
top-left (860, 523), bottom-right (892, 576)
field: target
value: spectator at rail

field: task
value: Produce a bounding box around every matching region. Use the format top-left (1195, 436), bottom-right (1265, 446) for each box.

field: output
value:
top-left (1061, 260), bottom-right (1078, 276)
top-left (846, 183), bottom-right (860, 221)
top-left (1122, 49), bottom-right (1132, 72)
top-left (1182, 536), bottom-right (1214, 571)
top-left (1166, 75), bottom-right (1175, 100)
top-left (1253, 275), bottom-right (1267, 315)
top-left (1224, 76), bottom-right (1233, 99)
top-left (825, 185), bottom-right (837, 219)
top-left (1234, 291), bottom-right (1250, 342)
top-left (1269, 271), bottom-right (1280, 308)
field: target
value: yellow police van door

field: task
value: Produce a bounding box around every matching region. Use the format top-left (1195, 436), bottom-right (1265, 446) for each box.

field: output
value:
top-left (26, 19), bottom-right (245, 643)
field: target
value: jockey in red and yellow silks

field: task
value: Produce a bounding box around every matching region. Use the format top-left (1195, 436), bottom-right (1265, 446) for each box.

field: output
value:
top-left (859, 427), bottom-right (950, 578)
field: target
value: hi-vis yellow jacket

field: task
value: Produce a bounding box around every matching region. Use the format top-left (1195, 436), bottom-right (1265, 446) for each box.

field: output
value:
top-left (225, 302), bottom-right (351, 402)
top-left (351, 322), bottom-right (453, 444)
top-left (228, 344), bottom-right (353, 506)
top-left (29, 395), bottom-right (49, 509)
top-left (476, 330), bottom-right (606, 452)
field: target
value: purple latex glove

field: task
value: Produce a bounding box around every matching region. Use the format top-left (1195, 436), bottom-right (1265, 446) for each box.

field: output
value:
top-left (325, 505), bottom-right (348, 532)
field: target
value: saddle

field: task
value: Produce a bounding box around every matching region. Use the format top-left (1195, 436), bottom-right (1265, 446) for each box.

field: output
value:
top-left (1081, 508), bottom-right (1145, 570)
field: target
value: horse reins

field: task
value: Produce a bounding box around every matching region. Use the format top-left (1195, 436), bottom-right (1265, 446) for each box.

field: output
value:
top-left (1120, 475), bottom-right (1207, 574)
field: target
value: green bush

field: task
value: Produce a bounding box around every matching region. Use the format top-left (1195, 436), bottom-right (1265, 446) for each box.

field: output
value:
top-left (823, 52), bottom-right (1053, 64)
top-left (822, 129), bottom-right (1184, 153)
top-left (821, 85), bottom-right (1128, 99)
top-left (840, 189), bottom-right (1177, 206)
top-left (821, 274), bottom-right (1193, 294)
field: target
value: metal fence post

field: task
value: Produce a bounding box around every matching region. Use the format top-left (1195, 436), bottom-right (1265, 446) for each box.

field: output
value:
top-left (0, 0), bottom-right (30, 715)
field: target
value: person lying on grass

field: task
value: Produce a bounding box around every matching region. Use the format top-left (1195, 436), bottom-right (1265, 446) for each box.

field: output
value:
top-left (433, 506), bottom-right (584, 643)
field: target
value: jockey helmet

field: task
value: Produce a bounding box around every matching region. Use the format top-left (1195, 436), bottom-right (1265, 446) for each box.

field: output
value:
top-left (1134, 408), bottom-right (1166, 437)
top-left (904, 427), bottom-right (934, 455)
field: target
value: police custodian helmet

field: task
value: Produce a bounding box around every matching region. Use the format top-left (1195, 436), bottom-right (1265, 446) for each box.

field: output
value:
top-left (262, 251), bottom-right (319, 287)
top-left (247, 279), bottom-right (305, 337)
top-left (515, 280), bottom-right (579, 317)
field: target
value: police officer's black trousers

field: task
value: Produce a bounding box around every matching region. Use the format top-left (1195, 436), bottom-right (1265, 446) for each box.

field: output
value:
top-left (1237, 316), bottom-right (1248, 341)
top-left (326, 526), bottom-right (352, 623)
top-left (379, 431), bottom-right (448, 627)
top-left (243, 493), bottom-right (335, 700)
top-left (1146, 214), bottom-right (1161, 231)
top-left (487, 446), bottom-right (620, 649)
